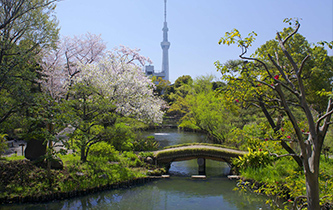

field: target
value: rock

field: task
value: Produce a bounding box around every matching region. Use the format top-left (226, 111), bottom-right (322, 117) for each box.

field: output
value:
top-left (147, 170), bottom-right (154, 175)
top-left (50, 156), bottom-right (63, 170)
top-left (99, 174), bottom-right (108, 179)
top-left (191, 175), bottom-right (207, 180)
top-left (145, 157), bottom-right (153, 164)
top-left (76, 172), bottom-right (85, 176)
top-left (24, 139), bottom-right (46, 161)
top-left (227, 175), bottom-right (241, 180)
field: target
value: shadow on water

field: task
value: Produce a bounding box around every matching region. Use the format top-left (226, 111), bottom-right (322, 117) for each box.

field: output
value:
top-left (168, 159), bottom-right (231, 177)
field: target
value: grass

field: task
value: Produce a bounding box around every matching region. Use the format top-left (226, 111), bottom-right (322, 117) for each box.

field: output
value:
top-left (2, 154), bottom-right (25, 161)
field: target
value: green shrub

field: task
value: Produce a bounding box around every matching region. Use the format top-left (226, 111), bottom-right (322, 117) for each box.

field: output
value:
top-left (122, 151), bottom-right (137, 160)
top-left (133, 136), bottom-right (159, 151)
top-left (104, 123), bottom-right (135, 151)
top-left (138, 151), bottom-right (154, 158)
top-left (233, 148), bottom-right (274, 170)
top-left (0, 134), bottom-right (8, 157)
top-left (89, 142), bottom-right (119, 162)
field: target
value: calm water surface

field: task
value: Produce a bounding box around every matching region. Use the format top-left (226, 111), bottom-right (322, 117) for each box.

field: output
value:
top-left (1, 129), bottom-right (271, 210)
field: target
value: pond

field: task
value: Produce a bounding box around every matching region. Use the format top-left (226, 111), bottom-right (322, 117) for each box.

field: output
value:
top-left (2, 128), bottom-right (271, 210)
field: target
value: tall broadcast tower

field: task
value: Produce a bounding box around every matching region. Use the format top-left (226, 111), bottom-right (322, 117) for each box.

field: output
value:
top-left (144, 0), bottom-right (170, 81)
top-left (161, 0), bottom-right (170, 81)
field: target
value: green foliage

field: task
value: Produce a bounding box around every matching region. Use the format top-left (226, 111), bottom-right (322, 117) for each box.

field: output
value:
top-left (138, 151), bottom-right (154, 158)
top-left (151, 76), bottom-right (171, 96)
top-left (217, 20), bottom-right (333, 208)
top-left (233, 148), bottom-right (274, 170)
top-left (56, 153), bottom-right (146, 192)
top-left (133, 135), bottom-right (160, 151)
top-left (237, 157), bottom-right (333, 209)
top-left (0, 134), bottom-right (8, 156)
top-left (174, 75), bottom-right (193, 88)
top-left (89, 142), bottom-right (119, 162)
top-left (4, 155), bottom-right (25, 161)
top-left (165, 75), bottom-right (194, 117)
top-left (0, 0), bottom-right (59, 129)
top-left (218, 29), bottom-right (257, 48)
top-left (121, 151), bottom-right (137, 160)
top-left (177, 75), bottom-right (239, 143)
top-left (121, 151), bottom-right (144, 167)
top-left (103, 122), bottom-right (135, 151)
top-left (65, 82), bottom-right (118, 161)
top-left (253, 27), bottom-right (333, 113)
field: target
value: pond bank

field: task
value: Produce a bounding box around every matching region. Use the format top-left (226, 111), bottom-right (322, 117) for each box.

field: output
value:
top-left (0, 152), bottom-right (167, 205)
top-left (0, 174), bottom-right (164, 205)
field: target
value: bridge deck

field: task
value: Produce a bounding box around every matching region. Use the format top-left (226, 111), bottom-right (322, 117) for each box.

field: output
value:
top-left (154, 145), bottom-right (247, 164)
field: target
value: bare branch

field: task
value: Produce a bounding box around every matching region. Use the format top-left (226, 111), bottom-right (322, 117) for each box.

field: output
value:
top-left (298, 55), bottom-right (310, 77)
top-left (239, 54), bottom-right (274, 80)
top-left (317, 107), bottom-right (333, 126)
top-left (283, 22), bottom-right (300, 45)
top-left (276, 33), bottom-right (299, 75)
top-left (268, 53), bottom-right (298, 94)
top-left (317, 99), bottom-right (333, 134)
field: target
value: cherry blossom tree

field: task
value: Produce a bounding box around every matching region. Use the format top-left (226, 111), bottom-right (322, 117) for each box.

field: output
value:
top-left (39, 33), bottom-right (164, 161)
top-left (74, 45), bottom-right (163, 124)
top-left (39, 33), bottom-right (107, 100)
top-left (66, 45), bottom-right (164, 161)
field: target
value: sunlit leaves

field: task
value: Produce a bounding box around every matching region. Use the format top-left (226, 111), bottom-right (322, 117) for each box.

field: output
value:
top-left (283, 17), bottom-right (302, 27)
top-left (318, 41), bottom-right (333, 49)
top-left (218, 29), bottom-right (257, 48)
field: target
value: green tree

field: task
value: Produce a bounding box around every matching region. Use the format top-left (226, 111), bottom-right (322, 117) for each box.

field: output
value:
top-left (65, 82), bottom-right (116, 162)
top-left (254, 27), bottom-right (333, 112)
top-left (174, 75), bottom-right (193, 89)
top-left (217, 19), bottom-right (333, 209)
top-left (151, 76), bottom-right (171, 96)
top-left (167, 75), bottom-right (193, 118)
top-left (180, 75), bottom-right (236, 143)
top-left (0, 0), bottom-right (59, 126)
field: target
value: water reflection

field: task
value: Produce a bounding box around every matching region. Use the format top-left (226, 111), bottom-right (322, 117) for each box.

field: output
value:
top-left (3, 178), bottom-right (270, 210)
top-left (145, 129), bottom-right (209, 148)
top-left (169, 159), bottom-right (231, 177)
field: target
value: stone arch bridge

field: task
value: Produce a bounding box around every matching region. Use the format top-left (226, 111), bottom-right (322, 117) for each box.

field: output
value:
top-left (153, 145), bottom-right (247, 175)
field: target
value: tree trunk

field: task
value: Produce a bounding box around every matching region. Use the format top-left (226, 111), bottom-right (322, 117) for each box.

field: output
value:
top-left (81, 145), bottom-right (87, 162)
top-left (305, 170), bottom-right (320, 210)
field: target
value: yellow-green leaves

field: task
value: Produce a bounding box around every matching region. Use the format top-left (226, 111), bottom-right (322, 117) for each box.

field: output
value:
top-left (283, 17), bottom-right (301, 26)
top-left (218, 29), bottom-right (257, 48)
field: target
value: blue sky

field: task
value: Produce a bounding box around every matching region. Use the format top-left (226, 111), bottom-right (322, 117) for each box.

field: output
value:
top-left (55, 0), bottom-right (333, 83)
